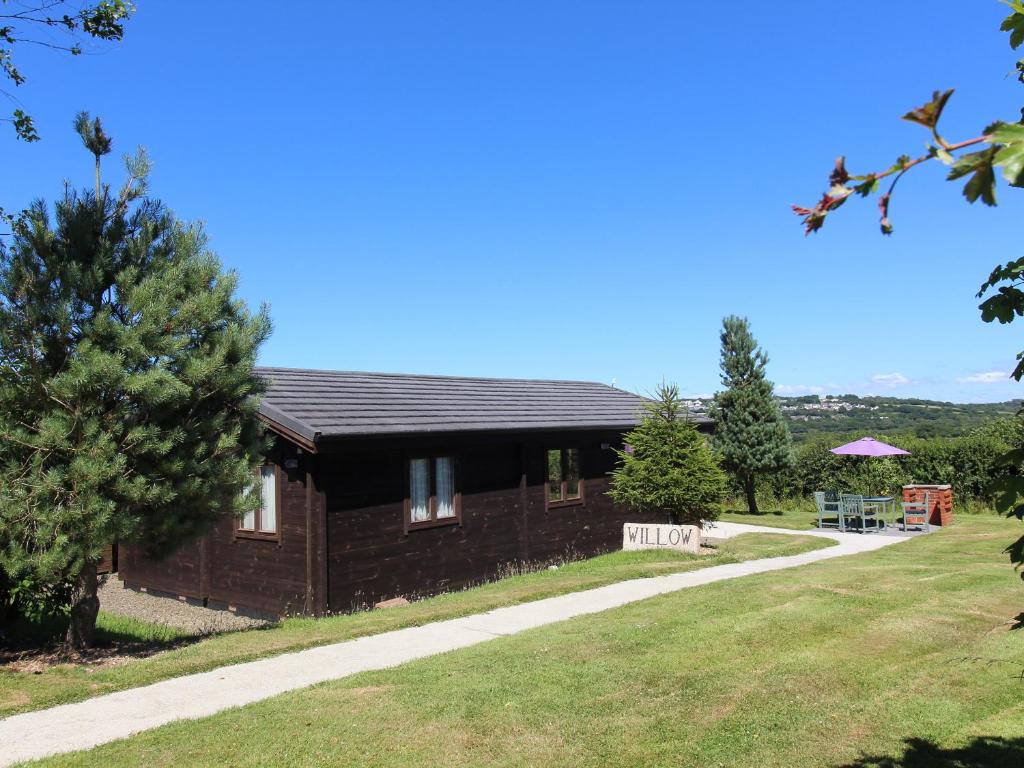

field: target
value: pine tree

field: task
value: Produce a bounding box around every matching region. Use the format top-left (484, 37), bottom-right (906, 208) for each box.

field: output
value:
top-left (608, 382), bottom-right (726, 526)
top-left (710, 316), bottom-right (793, 514)
top-left (0, 115), bottom-right (271, 649)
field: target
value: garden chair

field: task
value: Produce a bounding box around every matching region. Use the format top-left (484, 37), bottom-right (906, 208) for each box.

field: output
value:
top-left (900, 491), bottom-right (931, 532)
top-left (813, 491), bottom-right (844, 530)
top-left (840, 494), bottom-right (882, 533)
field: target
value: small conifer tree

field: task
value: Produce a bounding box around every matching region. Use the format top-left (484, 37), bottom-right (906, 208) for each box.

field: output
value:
top-left (609, 382), bottom-right (726, 527)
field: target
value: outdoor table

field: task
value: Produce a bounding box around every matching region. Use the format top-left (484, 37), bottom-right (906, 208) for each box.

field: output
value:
top-left (862, 496), bottom-right (895, 529)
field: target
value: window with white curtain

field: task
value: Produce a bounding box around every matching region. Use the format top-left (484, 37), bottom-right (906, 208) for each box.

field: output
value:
top-left (407, 456), bottom-right (458, 526)
top-left (238, 464), bottom-right (278, 537)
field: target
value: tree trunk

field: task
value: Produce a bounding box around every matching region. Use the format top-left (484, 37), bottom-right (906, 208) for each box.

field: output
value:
top-left (744, 476), bottom-right (758, 515)
top-left (66, 564), bottom-right (99, 651)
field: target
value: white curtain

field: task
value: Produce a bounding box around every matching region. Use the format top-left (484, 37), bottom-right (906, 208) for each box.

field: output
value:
top-left (260, 465), bottom-right (277, 532)
top-left (435, 457), bottom-right (455, 518)
top-left (410, 458), bottom-right (430, 522)
top-left (241, 476), bottom-right (256, 530)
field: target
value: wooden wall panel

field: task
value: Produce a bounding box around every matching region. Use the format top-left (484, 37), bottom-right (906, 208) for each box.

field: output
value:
top-left (119, 437), bottom-right (320, 616)
top-left (325, 431), bottom-right (654, 610)
top-left (119, 538), bottom-right (202, 598)
top-left (324, 440), bottom-right (524, 610)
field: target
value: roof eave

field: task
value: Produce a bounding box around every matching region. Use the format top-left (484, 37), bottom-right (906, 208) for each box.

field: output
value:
top-left (259, 403), bottom-right (321, 453)
top-left (311, 415), bottom-right (713, 442)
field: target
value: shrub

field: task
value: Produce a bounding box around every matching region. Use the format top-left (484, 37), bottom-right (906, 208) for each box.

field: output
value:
top-left (609, 383), bottom-right (727, 526)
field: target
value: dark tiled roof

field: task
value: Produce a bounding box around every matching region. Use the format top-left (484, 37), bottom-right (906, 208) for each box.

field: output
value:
top-left (256, 367), bottom-right (710, 442)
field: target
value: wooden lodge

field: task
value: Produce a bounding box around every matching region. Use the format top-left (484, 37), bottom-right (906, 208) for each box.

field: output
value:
top-left (119, 368), bottom-right (711, 616)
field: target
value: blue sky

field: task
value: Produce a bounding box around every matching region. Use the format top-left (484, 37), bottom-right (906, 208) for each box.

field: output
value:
top-left (5, 1), bottom-right (1024, 402)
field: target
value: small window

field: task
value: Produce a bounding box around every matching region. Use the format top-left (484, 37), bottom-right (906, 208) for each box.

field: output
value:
top-left (547, 448), bottom-right (582, 505)
top-left (238, 464), bottom-right (279, 538)
top-left (407, 456), bottom-right (460, 528)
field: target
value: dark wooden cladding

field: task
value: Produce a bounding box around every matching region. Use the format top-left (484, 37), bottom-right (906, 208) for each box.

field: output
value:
top-left (120, 429), bottom-right (665, 616)
top-left (322, 430), bottom-right (664, 611)
top-left (96, 543), bottom-right (117, 575)
top-left (324, 438), bottom-right (525, 610)
top-left (120, 437), bottom-right (322, 615)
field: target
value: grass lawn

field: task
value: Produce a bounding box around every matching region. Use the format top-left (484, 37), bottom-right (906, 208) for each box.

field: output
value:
top-left (91, 612), bottom-right (188, 645)
top-left (719, 505), bottom-right (820, 530)
top-left (29, 515), bottom-right (1024, 768)
top-left (0, 532), bottom-right (828, 718)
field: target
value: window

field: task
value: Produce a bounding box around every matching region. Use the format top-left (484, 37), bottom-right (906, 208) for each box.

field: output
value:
top-left (547, 448), bottom-right (582, 505)
top-left (238, 465), bottom-right (279, 538)
top-left (407, 456), bottom-right (459, 529)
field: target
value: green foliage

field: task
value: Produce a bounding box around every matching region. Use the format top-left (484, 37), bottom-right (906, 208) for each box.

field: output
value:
top-left (0, 123), bottom-right (272, 646)
top-left (710, 316), bottom-right (793, 513)
top-left (759, 418), bottom-right (1024, 508)
top-left (1, 1), bottom-right (134, 142)
top-left (608, 382), bottom-right (726, 526)
top-left (1, 570), bottom-right (73, 627)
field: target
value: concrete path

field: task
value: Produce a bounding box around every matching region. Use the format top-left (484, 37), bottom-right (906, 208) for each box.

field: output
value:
top-left (0, 524), bottom-right (914, 766)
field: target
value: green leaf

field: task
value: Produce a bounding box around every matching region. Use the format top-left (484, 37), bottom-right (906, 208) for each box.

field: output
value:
top-left (1001, 1), bottom-right (1024, 49)
top-left (948, 147), bottom-right (998, 205)
top-left (1013, 353), bottom-right (1024, 382)
top-left (964, 162), bottom-right (998, 205)
top-left (995, 142), bottom-right (1024, 186)
top-left (979, 286), bottom-right (1024, 323)
top-left (852, 176), bottom-right (879, 197)
top-left (989, 121), bottom-right (1024, 143)
top-left (986, 122), bottom-right (1024, 186)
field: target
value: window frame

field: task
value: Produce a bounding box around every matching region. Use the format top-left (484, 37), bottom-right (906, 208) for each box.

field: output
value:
top-left (235, 463), bottom-right (282, 542)
top-left (404, 454), bottom-right (462, 533)
top-left (546, 447), bottom-right (584, 508)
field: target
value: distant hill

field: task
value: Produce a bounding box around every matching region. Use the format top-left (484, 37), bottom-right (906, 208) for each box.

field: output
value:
top-left (681, 394), bottom-right (1021, 442)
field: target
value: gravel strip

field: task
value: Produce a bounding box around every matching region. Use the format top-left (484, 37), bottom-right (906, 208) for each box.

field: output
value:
top-left (99, 578), bottom-right (276, 636)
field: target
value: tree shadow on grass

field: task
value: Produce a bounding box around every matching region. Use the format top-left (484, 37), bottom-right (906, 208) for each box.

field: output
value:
top-left (723, 508), bottom-right (789, 518)
top-left (841, 736), bottom-right (1024, 768)
top-left (1, 613), bottom-right (202, 668)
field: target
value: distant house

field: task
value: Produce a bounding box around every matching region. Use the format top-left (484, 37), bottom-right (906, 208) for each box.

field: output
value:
top-left (119, 368), bottom-right (712, 616)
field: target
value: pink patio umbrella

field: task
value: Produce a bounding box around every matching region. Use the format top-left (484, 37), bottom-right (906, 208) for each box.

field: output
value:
top-left (830, 436), bottom-right (910, 456)
top-left (829, 437), bottom-right (911, 528)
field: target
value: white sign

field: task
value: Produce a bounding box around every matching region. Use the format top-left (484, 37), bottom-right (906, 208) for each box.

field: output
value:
top-left (622, 523), bottom-right (700, 554)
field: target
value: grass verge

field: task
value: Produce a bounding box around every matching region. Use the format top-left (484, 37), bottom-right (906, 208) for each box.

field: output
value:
top-left (0, 532), bottom-right (828, 718)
